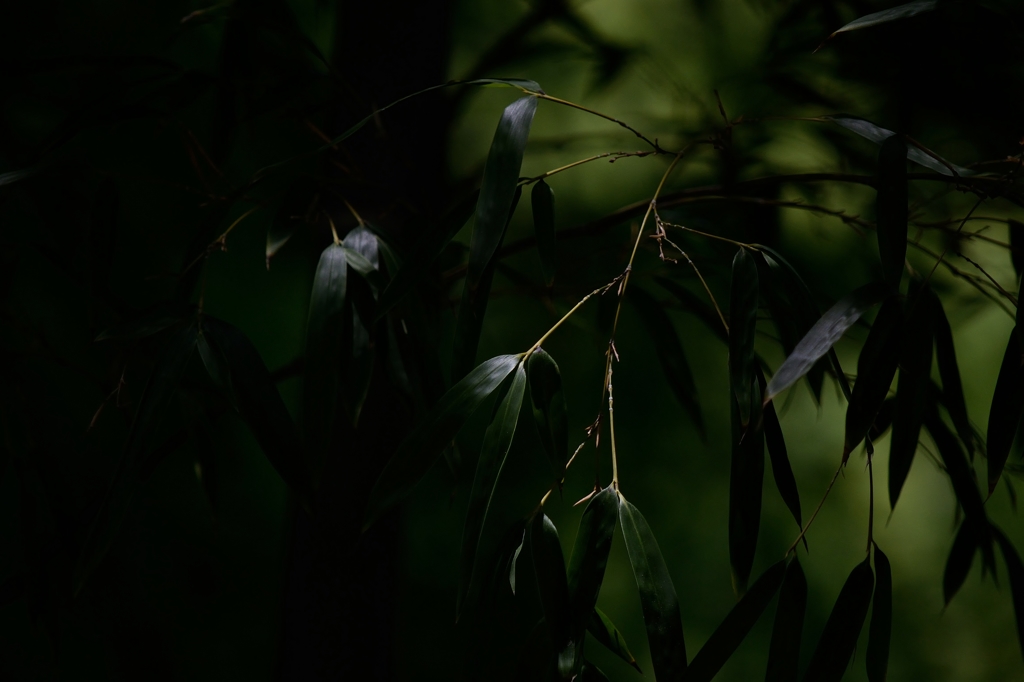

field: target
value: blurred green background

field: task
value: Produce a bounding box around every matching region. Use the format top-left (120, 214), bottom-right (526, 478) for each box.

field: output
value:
top-left (1, 0), bottom-right (1023, 680)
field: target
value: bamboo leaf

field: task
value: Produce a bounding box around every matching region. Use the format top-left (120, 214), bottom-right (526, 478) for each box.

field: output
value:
top-left (803, 558), bottom-right (875, 682)
top-left (924, 407), bottom-right (986, 522)
top-left (342, 227), bottom-right (381, 426)
top-left (628, 286), bottom-right (704, 436)
top-left (587, 607), bottom-right (641, 673)
top-left (943, 520), bottom-right (978, 605)
top-left (731, 379), bottom-right (765, 594)
top-left (764, 282), bottom-right (889, 404)
top-left (761, 369), bottom-right (801, 529)
top-left (580, 661), bottom-right (610, 682)
top-left (303, 243), bottom-right (347, 460)
top-left (826, 115), bottom-right (972, 177)
top-left (1009, 219), bottom-right (1024, 277)
top-left (509, 531), bottom-right (525, 595)
top-left (528, 513), bottom-right (573, 676)
top-left (527, 348), bottom-right (568, 478)
top-left (457, 363), bottom-right (527, 618)
top-left (867, 545), bottom-right (893, 682)
top-left (618, 492), bottom-right (687, 680)
top-left (876, 135), bottom-right (908, 288)
top-left (987, 327), bottom-right (1024, 494)
top-left (933, 296), bottom-right (974, 455)
top-left (532, 179), bottom-right (556, 287)
top-left (766, 558), bottom-right (808, 682)
top-left (687, 560), bottom-right (786, 682)
top-left (993, 526), bottom-right (1024, 661)
top-left (730, 248), bottom-right (759, 427)
top-left (364, 354), bottom-right (520, 530)
top-left (845, 296), bottom-right (903, 460)
top-left (826, 1), bottom-right (937, 38)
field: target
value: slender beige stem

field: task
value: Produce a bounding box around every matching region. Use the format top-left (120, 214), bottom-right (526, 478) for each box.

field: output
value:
top-left (786, 463), bottom-right (844, 557)
top-left (867, 449), bottom-right (875, 553)
top-left (608, 365), bottom-right (619, 490)
top-left (533, 92), bottom-right (670, 153)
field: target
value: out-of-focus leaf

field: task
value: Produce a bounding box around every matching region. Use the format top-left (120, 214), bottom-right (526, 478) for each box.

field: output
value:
top-left (924, 408), bottom-right (987, 523)
top-left (89, 176), bottom-right (118, 297)
top-left (943, 520), bottom-right (978, 605)
top-left (587, 608), bottom-right (641, 673)
top-left (845, 297), bottom-right (903, 460)
top-left (890, 286), bottom-right (935, 510)
top-left (528, 513), bottom-right (573, 676)
top-left (457, 364), bottom-right (527, 618)
top-left (1010, 219), bottom-right (1024, 277)
top-left (364, 354), bottom-right (520, 530)
top-left (766, 558), bottom-right (808, 682)
top-left (532, 179), bottom-right (556, 287)
top-left (826, 115), bottom-right (972, 177)
top-left (993, 526), bottom-right (1024, 661)
top-left (618, 493), bottom-right (686, 680)
top-left (303, 243), bottom-right (347, 461)
top-left (803, 558), bottom-right (875, 682)
top-left (764, 282), bottom-right (890, 404)
top-left (579, 661), bottom-right (610, 682)
top-left (730, 248), bottom-right (759, 427)
top-left (731, 379), bottom-right (765, 593)
top-left (876, 136), bottom-right (908, 288)
top-left (869, 397), bottom-right (897, 442)
top-left (201, 317), bottom-right (312, 501)
top-left (196, 330), bottom-right (233, 402)
top-left (265, 181), bottom-right (316, 269)
top-left (687, 560), bottom-right (785, 682)
top-left (95, 301), bottom-right (196, 342)
top-left (566, 485), bottom-right (618, 674)
top-left (933, 297), bottom-right (974, 455)
top-left (656, 276), bottom-right (729, 344)
top-left (987, 327), bottom-right (1024, 494)
top-left (825, 1), bottom-right (937, 38)
top-left (527, 348), bottom-right (568, 478)
top-left (762, 370), bottom-right (801, 529)
top-left (628, 287), bottom-right (703, 436)
top-left (867, 545), bottom-right (892, 682)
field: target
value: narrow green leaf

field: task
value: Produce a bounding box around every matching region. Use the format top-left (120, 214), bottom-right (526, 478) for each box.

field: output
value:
top-left (457, 363), bottom-right (527, 617)
top-left (827, 1), bottom-right (937, 37)
top-left (579, 661), bottom-right (610, 682)
top-left (943, 520), bottom-right (978, 605)
top-left (628, 287), bottom-right (703, 436)
top-left (587, 608), bottom-right (641, 673)
top-left (528, 513), bottom-right (573, 677)
top-left (761, 369), bottom-right (801, 529)
top-left (532, 179), bottom-right (556, 287)
top-left (618, 493), bottom-right (686, 680)
top-left (764, 282), bottom-right (890, 404)
top-left (303, 243), bottom-right (347, 461)
top-left (342, 226), bottom-right (381, 426)
top-left (889, 286), bottom-right (936, 509)
top-left (933, 297), bottom-right (974, 455)
top-left (876, 135), bottom-right (908, 288)
top-left (803, 558), bottom-right (875, 682)
top-left (731, 379), bottom-right (765, 593)
top-left (987, 327), bottom-right (1024, 494)
top-left (364, 354), bottom-right (520, 530)
top-left (527, 348), bottom-right (568, 478)
top-left (687, 561), bottom-right (786, 682)
top-left (993, 526), bottom-right (1024, 661)
top-left (924, 407), bottom-right (986, 522)
top-left (566, 485), bottom-right (619, 673)
top-left (845, 297), bottom-right (903, 459)
top-left (1009, 219), bottom-right (1024, 277)
top-left (867, 545), bottom-right (893, 682)
top-left (826, 115), bottom-right (972, 177)
top-left (766, 558), bottom-right (808, 682)
top-left (730, 248), bottom-right (759, 427)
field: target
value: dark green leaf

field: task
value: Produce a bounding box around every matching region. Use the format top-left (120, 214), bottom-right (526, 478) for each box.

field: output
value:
top-left (731, 379), bottom-right (765, 593)
top-left (876, 135), bottom-right (908, 288)
top-left (303, 243), bottom-right (347, 460)
top-left (509, 531), bottom-right (525, 595)
top-left (197, 330), bottom-right (233, 402)
top-left (766, 558), bottom-right (808, 682)
top-left (730, 248), bottom-right (759, 427)
top-left (867, 545), bottom-right (892, 682)
top-left (826, 1), bottom-right (937, 38)
top-left (342, 227), bottom-right (381, 426)
top-left (889, 286), bottom-right (936, 509)
top-left (527, 348), bottom-right (568, 478)
top-left (933, 297), bottom-right (974, 455)
top-left (587, 607), bottom-right (641, 673)
top-left (528, 513), bottom-right (573, 677)
top-left (687, 561), bottom-right (786, 682)
top-left (761, 369), bottom-right (801, 529)
top-left (803, 558), bottom-right (875, 682)
top-left (845, 296), bottom-right (903, 460)
top-left (1009, 219), bottom-right (1024, 277)
top-left (987, 327), bottom-right (1024, 494)
top-left (826, 115), bottom-right (972, 177)
top-left (765, 282), bottom-right (889, 404)
top-left (924, 407), bottom-right (986, 522)
top-left (869, 397), bottom-right (897, 442)
top-left (364, 354), bottom-right (521, 530)
top-left (532, 179), bottom-right (556, 287)
top-left (457, 363), bottom-right (527, 617)
top-left (618, 493), bottom-right (686, 680)
top-left (628, 286), bottom-right (703, 436)
top-left (993, 527), bottom-right (1024, 661)
top-left (943, 520), bottom-right (978, 605)
top-left (579, 661), bottom-right (610, 682)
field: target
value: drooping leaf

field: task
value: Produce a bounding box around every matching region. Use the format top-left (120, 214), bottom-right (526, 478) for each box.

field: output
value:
top-left (889, 285), bottom-right (936, 510)
top-left (1009, 219), bottom-right (1024, 277)
top-left (993, 526), bottom-right (1024, 661)
top-left (618, 493), bottom-right (687, 680)
top-left (933, 296), bottom-right (974, 455)
top-left (764, 282), bottom-right (890, 404)
top-left (867, 545), bottom-right (893, 682)
top-left (457, 363), bottom-right (527, 618)
top-left (587, 608), bottom-right (641, 673)
top-left (527, 348), bottom-right (568, 478)
top-left (509, 531), bottom-right (525, 595)
top-left (364, 354), bottom-right (520, 530)
top-left (845, 296), bottom-right (903, 460)
top-left (731, 379), bottom-right (765, 593)
top-left (303, 243), bottom-right (347, 461)
top-left (342, 227), bottom-right (381, 426)
top-left (876, 135), bottom-right (908, 288)
top-left (766, 558), bottom-right (808, 682)
top-left (628, 286), bottom-right (704, 436)
top-left (762, 373), bottom-right (802, 529)
top-left (824, 1), bottom-right (937, 39)
top-left (943, 520), bottom-right (978, 605)
top-left (924, 407), bottom-right (987, 523)
top-left (802, 558), bottom-right (875, 682)
top-left (527, 513), bottom-right (573, 677)
top-left (532, 179), bottom-right (556, 287)
top-left (730, 248), bottom-right (759, 427)
top-left (826, 115), bottom-right (973, 177)
top-left (687, 560), bottom-right (786, 682)
top-left (987, 327), bottom-right (1024, 494)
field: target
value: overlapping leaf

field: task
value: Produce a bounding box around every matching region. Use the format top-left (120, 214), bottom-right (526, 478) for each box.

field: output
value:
top-left (303, 243), bottom-right (347, 460)
top-left (993, 527), bottom-right (1024, 661)
top-left (532, 179), bottom-right (556, 287)
top-left (987, 327), bottom-right (1024, 494)
top-left (761, 370), bottom-right (801, 531)
top-left (943, 520), bottom-right (978, 605)
top-left (867, 545), bottom-right (892, 682)
top-left (766, 558), bottom-right (808, 682)
top-left (933, 297), bottom-right (974, 455)
top-left (826, 115), bottom-right (972, 177)
top-left (845, 297), bottom-right (903, 459)
top-left (803, 558), bottom-right (875, 682)
top-left (729, 248), bottom-right (759, 427)
top-left (730, 379), bottom-right (765, 593)
top-left (527, 512), bottom-right (573, 676)
top-left (527, 349), bottom-right (568, 479)
top-left (587, 608), bottom-right (641, 673)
